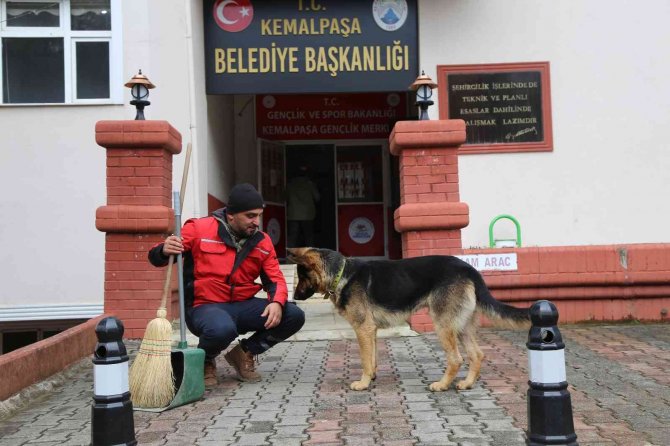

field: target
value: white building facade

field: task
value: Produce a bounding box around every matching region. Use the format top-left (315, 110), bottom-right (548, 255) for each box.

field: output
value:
top-left (1, 0), bottom-right (668, 349)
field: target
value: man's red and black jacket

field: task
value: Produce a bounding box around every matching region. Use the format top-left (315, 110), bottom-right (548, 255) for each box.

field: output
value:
top-left (148, 208), bottom-right (288, 308)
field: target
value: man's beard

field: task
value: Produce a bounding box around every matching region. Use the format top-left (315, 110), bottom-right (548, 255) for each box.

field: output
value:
top-left (231, 223), bottom-right (256, 239)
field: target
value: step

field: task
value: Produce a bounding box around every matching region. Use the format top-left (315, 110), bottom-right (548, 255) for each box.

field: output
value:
top-left (255, 263), bottom-right (298, 301)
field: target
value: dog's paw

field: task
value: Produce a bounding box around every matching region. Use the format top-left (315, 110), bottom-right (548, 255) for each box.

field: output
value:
top-left (456, 380), bottom-right (474, 390)
top-left (350, 380), bottom-right (370, 391)
top-left (429, 381), bottom-right (450, 392)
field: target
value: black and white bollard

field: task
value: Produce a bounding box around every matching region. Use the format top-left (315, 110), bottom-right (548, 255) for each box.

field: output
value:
top-left (91, 317), bottom-right (137, 446)
top-left (526, 300), bottom-right (578, 446)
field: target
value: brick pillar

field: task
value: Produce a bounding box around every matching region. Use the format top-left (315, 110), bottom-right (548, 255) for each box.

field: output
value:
top-left (95, 121), bottom-right (182, 339)
top-left (389, 120), bottom-right (468, 332)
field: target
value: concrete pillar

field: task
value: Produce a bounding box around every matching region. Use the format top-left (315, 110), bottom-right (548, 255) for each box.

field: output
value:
top-left (389, 120), bottom-right (468, 332)
top-left (95, 121), bottom-right (182, 338)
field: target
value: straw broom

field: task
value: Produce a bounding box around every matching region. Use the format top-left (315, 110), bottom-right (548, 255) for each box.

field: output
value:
top-left (129, 143), bottom-right (192, 408)
top-left (129, 259), bottom-right (176, 408)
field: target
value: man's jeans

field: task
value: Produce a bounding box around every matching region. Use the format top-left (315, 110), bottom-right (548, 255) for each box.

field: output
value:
top-left (186, 298), bottom-right (305, 359)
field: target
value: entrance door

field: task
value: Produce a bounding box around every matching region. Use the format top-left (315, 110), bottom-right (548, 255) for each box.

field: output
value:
top-left (285, 145), bottom-right (336, 250)
top-left (258, 139), bottom-right (286, 258)
top-left (336, 145), bottom-right (386, 258)
top-left (285, 144), bottom-right (387, 258)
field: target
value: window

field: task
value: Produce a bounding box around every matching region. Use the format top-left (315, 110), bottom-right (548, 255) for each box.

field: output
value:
top-left (0, 319), bottom-right (85, 354)
top-left (0, 0), bottom-right (121, 105)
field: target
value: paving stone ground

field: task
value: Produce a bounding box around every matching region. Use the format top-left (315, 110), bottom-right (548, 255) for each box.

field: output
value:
top-left (1, 318), bottom-right (669, 445)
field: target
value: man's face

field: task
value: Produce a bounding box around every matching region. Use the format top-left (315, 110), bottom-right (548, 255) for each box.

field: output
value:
top-left (227, 208), bottom-right (263, 237)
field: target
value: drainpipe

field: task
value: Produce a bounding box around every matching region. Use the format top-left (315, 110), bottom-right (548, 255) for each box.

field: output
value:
top-left (184, 0), bottom-right (203, 216)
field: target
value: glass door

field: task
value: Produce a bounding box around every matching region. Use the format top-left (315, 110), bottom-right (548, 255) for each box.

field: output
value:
top-left (257, 139), bottom-right (286, 258)
top-left (336, 145), bottom-right (386, 257)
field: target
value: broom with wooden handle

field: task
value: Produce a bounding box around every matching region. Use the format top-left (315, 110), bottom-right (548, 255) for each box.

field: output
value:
top-left (129, 143), bottom-right (192, 408)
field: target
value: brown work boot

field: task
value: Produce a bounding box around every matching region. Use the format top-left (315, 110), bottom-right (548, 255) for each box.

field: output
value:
top-left (224, 344), bottom-right (262, 382)
top-left (204, 358), bottom-right (218, 387)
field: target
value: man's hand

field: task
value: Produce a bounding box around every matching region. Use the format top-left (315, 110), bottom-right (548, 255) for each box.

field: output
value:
top-left (262, 302), bottom-right (283, 329)
top-left (162, 235), bottom-right (184, 256)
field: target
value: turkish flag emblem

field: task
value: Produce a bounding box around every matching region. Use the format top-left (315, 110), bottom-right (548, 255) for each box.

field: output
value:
top-left (213, 0), bottom-right (254, 33)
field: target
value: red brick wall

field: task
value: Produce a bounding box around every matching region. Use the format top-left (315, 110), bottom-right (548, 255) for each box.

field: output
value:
top-left (470, 244), bottom-right (670, 325)
top-left (410, 243), bottom-right (670, 333)
top-left (96, 121), bottom-right (182, 339)
top-left (0, 315), bottom-right (106, 401)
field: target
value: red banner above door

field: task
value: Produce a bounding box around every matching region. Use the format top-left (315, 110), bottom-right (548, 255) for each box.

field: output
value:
top-left (256, 92), bottom-right (407, 140)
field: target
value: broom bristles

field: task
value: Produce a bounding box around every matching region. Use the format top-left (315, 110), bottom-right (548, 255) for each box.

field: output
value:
top-left (129, 315), bottom-right (175, 408)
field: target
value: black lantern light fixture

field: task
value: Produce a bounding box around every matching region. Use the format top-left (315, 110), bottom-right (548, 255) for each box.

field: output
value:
top-left (124, 69), bottom-right (155, 120)
top-left (409, 70), bottom-right (438, 121)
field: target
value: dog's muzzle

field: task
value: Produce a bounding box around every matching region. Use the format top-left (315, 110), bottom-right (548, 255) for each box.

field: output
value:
top-left (293, 287), bottom-right (316, 300)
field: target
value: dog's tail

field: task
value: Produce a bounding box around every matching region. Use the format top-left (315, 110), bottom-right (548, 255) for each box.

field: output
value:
top-left (473, 275), bottom-right (531, 329)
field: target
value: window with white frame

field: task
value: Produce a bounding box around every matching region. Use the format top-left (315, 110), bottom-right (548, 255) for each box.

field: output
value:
top-left (0, 0), bottom-right (121, 104)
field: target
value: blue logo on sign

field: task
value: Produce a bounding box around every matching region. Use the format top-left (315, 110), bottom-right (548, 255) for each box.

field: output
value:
top-left (372, 0), bottom-right (408, 31)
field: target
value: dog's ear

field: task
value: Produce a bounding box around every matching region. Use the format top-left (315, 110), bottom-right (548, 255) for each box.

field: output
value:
top-left (303, 248), bottom-right (326, 275)
top-left (288, 247), bottom-right (323, 271)
top-left (286, 247), bottom-right (309, 265)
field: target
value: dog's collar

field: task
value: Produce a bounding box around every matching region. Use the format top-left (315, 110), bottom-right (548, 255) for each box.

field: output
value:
top-left (327, 259), bottom-right (346, 297)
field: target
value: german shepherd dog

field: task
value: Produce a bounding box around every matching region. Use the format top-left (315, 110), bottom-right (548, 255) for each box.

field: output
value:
top-left (287, 248), bottom-right (531, 392)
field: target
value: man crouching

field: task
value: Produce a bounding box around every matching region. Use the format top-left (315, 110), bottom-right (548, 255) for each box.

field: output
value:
top-left (148, 183), bottom-right (305, 385)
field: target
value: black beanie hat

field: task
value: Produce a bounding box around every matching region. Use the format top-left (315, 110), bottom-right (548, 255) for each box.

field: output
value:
top-left (226, 183), bottom-right (265, 214)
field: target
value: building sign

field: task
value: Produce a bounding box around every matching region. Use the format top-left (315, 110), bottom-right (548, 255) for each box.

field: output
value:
top-left (437, 62), bottom-right (553, 154)
top-left (456, 253), bottom-right (518, 272)
top-left (449, 72), bottom-right (543, 143)
top-left (256, 92), bottom-right (407, 139)
top-left (348, 217), bottom-right (375, 244)
top-left (204, 0), bottom-right (418, 94)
